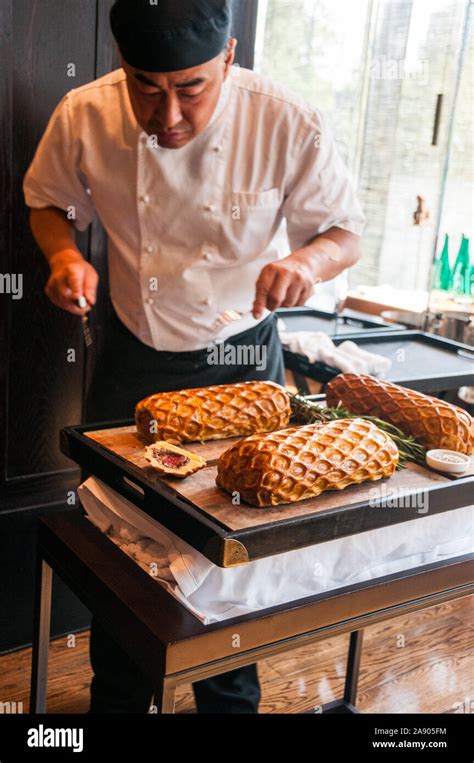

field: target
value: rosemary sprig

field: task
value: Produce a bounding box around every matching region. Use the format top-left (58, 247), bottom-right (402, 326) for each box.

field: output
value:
top-left (289, 392), bottom-right (427, 469)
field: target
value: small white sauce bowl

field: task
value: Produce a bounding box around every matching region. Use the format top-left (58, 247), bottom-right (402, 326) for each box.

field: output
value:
top-left (426, 449), bottom-right (471, 475)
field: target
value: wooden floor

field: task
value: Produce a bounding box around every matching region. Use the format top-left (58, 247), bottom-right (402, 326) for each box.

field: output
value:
top-left (1, 596), bottom-right (472, 714)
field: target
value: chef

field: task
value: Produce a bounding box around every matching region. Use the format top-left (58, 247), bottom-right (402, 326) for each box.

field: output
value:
top-left (23, 0), bottom-right (365, 714)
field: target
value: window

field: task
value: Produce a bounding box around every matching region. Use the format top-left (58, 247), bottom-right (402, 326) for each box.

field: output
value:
top-left (255, 0), bottom-right (473, 300)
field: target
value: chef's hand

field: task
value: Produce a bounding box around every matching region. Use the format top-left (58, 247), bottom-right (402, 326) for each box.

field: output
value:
top-left (45, 249), bottom-right (98, 316)
top-left (252, 251), bottom-right (318, 319)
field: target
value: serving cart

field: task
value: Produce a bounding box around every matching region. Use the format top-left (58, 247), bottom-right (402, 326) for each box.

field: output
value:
top-left (30, 413), bottom-right (474, 714)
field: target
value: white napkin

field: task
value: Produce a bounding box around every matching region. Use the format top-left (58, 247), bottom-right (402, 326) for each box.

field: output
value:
top-left (78, 476), bottom-right (473, 625)
top-left (279, 328), bottom-right (391, 377)
top-left (337, 340), bottom-right (392, 377)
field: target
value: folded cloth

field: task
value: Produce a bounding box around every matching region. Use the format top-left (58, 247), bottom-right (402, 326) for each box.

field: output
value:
top-left (78, 476), bottom-right (473, 626)
top-left (278, 327), bottom-right (392, 377)
top-left (77, 477), bottom-right (211, 622)
top-left (337, 340), bottom-right (392, 377)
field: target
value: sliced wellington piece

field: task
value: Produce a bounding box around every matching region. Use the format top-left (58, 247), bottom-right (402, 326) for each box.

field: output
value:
top-left (326, 373), bottom-right (474, 454)
top-left (135, 380), bottom-right (291, 444)
top-left (144, 441), bottom-right (206, 477)
top-left (216, 418), bottom-right (399, 507)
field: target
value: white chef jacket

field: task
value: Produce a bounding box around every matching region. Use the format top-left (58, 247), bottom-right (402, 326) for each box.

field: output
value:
top-left (23, 65), bottom-right (366, 352)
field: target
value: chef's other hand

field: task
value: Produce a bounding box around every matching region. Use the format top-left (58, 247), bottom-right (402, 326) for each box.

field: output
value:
top-left (45, 250), bottom-right (99, 316)
top-left (252, 252), bottom-right (316, 318)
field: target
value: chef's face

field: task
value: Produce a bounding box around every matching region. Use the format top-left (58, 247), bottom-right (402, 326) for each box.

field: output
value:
top-left (121, 39), bottom-right (236, 149)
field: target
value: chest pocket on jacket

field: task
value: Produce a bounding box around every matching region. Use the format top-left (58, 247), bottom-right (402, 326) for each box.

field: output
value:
top-left (231, 187), bottom-right (280, 210)
top-left (226, 188), bottom-right (282, 258)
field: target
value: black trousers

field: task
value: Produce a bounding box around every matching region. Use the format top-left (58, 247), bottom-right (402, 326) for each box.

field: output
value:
top-left (84, 308), bottom-right (285, 713)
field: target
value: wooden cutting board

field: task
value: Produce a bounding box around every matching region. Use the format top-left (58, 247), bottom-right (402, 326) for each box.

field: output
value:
top-left (84, 424), bottom-right (464, 533)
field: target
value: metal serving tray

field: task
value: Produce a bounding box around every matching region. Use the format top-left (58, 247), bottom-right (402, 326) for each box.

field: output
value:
top-left (276, 306), bottom-right (405, 336)
top-left (283, 329), bottom-right (474, 392)
top-left (61, 418), bottom-right (473, 568)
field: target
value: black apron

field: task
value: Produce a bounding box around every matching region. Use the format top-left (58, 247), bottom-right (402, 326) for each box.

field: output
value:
top-left (85, 307), bottom-right (286, 422)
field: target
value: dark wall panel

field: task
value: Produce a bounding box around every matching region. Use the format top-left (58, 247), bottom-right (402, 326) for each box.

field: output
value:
top-left (231, 0), bottom-right (259, 68)
top-left (6, 1), bottom-right (98, 485)
top-left (0, 0), bottom-right (115, 652)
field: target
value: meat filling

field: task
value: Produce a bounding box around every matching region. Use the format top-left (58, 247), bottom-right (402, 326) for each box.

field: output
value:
top-left (151, 448), bottom-right (190, 469)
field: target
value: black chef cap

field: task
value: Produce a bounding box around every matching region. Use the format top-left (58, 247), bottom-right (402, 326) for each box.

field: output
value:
top-left (110, 0), bottom-right (232, 72)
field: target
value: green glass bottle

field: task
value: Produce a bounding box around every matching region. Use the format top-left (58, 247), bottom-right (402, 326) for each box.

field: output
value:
top-left (432, 233), bottom-right (451, 291)
top-left (451, 235), bottom-right (471, 295)
top-left (465, 238), bottom-right (472, 295)
top-left (463, 237), bottom-right (471, 295)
